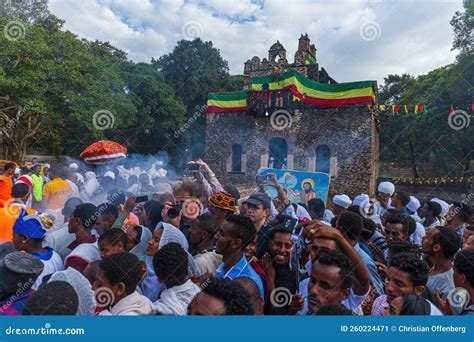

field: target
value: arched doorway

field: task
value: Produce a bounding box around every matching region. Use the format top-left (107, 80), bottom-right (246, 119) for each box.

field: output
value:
top-left (316, 145), bottom-right (330, 173)
top-left (269, 137), bottom-right (287, 169)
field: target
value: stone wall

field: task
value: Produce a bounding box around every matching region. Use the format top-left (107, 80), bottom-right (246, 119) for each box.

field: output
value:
top-left (205, 104), bottom-right (379, 199)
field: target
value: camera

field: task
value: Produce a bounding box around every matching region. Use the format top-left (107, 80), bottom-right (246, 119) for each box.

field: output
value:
top-left (188, 163), bottom-right (202, 171)
top-left (167, 204), bottom-right (182, 219)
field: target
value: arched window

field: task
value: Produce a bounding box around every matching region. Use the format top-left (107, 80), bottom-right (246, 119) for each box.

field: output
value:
top-left (232, 144), bottom-right (243, 172)
top-left (269, 137), bottom-right (288, 169)
top-left (316, 145), bottom-right (330, 173)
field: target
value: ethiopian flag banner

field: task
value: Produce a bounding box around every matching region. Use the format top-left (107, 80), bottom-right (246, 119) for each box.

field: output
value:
top-left (250, 70), bottom-right (376, 107)
top-left (207, 91), bottom-right (248, 113)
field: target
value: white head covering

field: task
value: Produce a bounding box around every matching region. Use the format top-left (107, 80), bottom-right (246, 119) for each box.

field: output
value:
top-left (406, 196), bottom-right (421, 213)
top-left (69, 163), bottom-right (79, 170)
top-left (48, 267), bottom-right (95, 315)
top-left (333, 194), bottom-right (352, 209)
top-left (83, 171), bottom-right (99, 198)
top-left (156, 222), bottom-right (198, 276)
top-left (430, 198), bottom-right (449, 217)
top-left (353, 194), bottom-right (370, 214)
top-left (378, 181), bottom-right (395, 196)
top-left (14, 168), bottom-right (20, 174)
top-left (104, 171), bottom-right (115, 180)
top-left (130, 225), bottom-right (153, 261)
top-left (158, 222), bottom-right (189, 250)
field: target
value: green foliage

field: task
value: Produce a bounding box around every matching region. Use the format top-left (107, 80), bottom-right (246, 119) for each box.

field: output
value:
top-left (379, 62), bottom-right (473, 174)
top-left (450, 0), bottom-right (473, 53)
top-left (379, 1), bottom-right (474, 176)
top-left (152, 38), bottom-right (242, 159)
top-left (116, 62), bottom-right (187, 155)
top-left (0, 17), bottom-right (187, 162)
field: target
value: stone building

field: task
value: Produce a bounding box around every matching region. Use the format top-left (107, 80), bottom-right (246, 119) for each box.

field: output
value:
top-left (205, 35), bottom-right (379, 198)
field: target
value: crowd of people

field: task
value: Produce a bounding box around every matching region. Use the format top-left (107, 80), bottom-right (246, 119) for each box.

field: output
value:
top-left (0, 157), bottom-right (473, 316)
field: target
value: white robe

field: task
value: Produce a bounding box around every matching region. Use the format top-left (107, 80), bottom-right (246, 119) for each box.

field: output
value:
top-left (33, 250), bottom-right (64, 289)
top-left (65, 242), bottom-right (100, 267)
top-left (194, 251), bottom-right (222, 276)
top-left (153, 279), bottom-right (201, 315)
top-left (99, 291), bottom-right (154, 316)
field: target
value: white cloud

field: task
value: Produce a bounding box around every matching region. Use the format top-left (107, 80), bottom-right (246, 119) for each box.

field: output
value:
top-left (49, 0), bottom-right (463, 84)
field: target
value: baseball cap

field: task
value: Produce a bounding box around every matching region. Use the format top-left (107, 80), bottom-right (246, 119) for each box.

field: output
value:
top-left (243, 193), bottom-right (272, 209)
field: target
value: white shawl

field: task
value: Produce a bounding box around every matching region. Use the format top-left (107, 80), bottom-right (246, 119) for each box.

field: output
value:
top-left (99, 291), bottom-right (153, 316)
top-left (153, 279), bottom-right (201, 315)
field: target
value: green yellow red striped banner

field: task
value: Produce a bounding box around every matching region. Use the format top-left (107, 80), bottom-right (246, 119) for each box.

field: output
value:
top-left (250, 71), bottom-right (376, 107)
top-left (207, 91), bottom-right (248, 113)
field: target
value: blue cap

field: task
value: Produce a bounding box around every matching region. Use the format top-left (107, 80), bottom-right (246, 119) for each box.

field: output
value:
top-left (13, 209), bottom-right (46, 239)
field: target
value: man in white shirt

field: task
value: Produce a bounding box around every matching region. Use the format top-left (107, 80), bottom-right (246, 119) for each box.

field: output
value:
top-left (373, 181), bottom-right (395, 217)
top-left (94, 252), bottom-right (153, 315)
top-left (152, 243), bottom-right (201, 315)
top-left (422, 226), bottom-right (462, 300)
top-left (419, 201), bottom-right (442, 228)
top-left (406, 195), bottom-right (426, 246)
top-left (44, 197), bottom-right (84, 260)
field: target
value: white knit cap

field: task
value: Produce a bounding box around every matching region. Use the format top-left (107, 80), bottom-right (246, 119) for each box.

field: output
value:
top-left (378, 181), bottom-right (395, 196)
top-left (104, 171), bottom-right (115, 179)
top-left (333, 194), bottom-right (352, 209)
top-left (353, 194), bottom-right (370, 214)
top-left (430, 198), bottom-right (449, 217)
top-left (406, 196), bottom-right (421, 213)
top-left (69, 163), bottom-right (79, 170)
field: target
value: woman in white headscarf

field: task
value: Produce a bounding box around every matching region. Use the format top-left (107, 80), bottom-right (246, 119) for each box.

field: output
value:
top-left (127, 225), bottom-right (152, 261)
top-left (48, 267), bottom-right (96, 315)
top-left (81, 171), bottom-right (99, 203)
top-left (141, 222), bottom-right (198, 301)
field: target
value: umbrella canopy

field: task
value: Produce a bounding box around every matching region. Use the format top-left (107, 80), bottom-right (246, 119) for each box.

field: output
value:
top-left (80, 140), bottom-right (127, 165)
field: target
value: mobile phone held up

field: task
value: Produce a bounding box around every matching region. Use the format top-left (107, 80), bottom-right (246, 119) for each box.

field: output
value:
top-left (255, 175), bottom-right (268, 185)
top-left (135, 195), bottom-right (149, 203)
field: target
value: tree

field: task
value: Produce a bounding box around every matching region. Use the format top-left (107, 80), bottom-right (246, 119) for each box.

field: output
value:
top-left (0, 19), bottom-right (136, 162)
top-left (115, 62), bottom-right (187, 159)
top-left (450, 0), bottom-right (473, 53)
top-left (152, 38), bottom-right (240, 159)
top-left (1, 0), bottom-right (64, 32)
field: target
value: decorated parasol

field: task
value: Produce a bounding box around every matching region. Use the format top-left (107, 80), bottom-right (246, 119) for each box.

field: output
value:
top-left (80, 140), bottom-right (127, 165)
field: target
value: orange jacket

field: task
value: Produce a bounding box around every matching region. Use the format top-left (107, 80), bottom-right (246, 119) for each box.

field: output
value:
top-left (0, 204), bottom-right (37, 243)
top-left (0, 175), bottom-right (13, 208)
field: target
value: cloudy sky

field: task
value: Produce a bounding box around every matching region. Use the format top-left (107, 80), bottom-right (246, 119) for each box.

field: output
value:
top-left (49, 0), bottom-right (463, 84)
